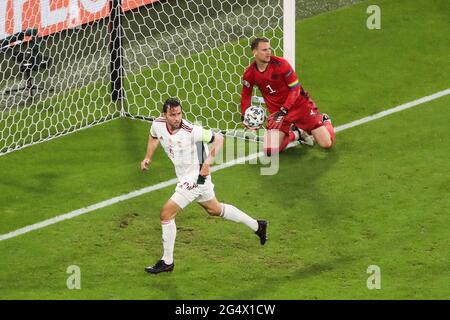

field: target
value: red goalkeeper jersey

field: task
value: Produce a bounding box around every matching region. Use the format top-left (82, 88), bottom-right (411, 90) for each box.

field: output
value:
top-left (240, 56), bottom-right (309, 118)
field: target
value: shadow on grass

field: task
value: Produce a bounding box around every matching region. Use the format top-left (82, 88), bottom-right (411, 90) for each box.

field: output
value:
top-left (249, 143), bottom-right (340, 222)
top-left (231, 253), bottom-right (356, 299)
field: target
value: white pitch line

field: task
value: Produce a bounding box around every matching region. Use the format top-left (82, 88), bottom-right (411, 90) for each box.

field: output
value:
top-left (1, 88), bottom-right (449, 242)
top-left (334, 88), bottom-right (450, 133)
top-left (0, 178), bottom-right (177, 241)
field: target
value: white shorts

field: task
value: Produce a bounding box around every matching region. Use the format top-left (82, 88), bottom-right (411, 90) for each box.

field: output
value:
top-left (170, 178), bottom-right (215, 209)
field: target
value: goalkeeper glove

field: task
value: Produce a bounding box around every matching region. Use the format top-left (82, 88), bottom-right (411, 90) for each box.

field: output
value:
top-left (267, 107), bottom-right (288, 130)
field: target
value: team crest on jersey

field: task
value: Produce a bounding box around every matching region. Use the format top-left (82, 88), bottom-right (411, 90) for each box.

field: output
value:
top-left (242, 80), bottom-right (250, 88)
top-left (271, 73), bottom-right (280, 80)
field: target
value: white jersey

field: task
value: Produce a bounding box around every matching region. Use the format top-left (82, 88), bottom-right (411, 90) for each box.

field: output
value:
top-left (150, 118), bottom-right (214, 184)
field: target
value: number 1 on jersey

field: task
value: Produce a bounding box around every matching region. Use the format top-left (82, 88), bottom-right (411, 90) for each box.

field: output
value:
top-left (266, 84), bottom-right (276, 94)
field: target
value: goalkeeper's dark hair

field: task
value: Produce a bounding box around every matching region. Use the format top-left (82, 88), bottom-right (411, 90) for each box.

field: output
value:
top-left (162, 97), bottom-right (182, 113)
top-left (251, 37), bottom-right (269, 51)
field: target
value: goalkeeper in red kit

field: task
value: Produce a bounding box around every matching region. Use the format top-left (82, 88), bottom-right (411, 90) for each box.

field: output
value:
top-left (241, 38), bottom-right (335, 156)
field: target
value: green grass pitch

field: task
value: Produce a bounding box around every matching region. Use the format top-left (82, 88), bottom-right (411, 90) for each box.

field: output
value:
top-left (0, 0), bottom-right (449, 299)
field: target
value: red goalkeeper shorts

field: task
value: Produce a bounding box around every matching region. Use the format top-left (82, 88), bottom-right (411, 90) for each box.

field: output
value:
top-left (277, 99), bottom-right (324, 135)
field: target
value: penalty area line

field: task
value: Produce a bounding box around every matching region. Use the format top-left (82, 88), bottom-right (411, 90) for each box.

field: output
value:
top-left (1, 88), bottom-right (449, 242)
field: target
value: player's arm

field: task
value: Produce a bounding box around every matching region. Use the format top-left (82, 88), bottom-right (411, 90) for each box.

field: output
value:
top-left (141, 134), bottom-right (159, 171)
top-left (199, 131), bottom-right (224, 177)
top-left (282, 63), bottom-right (301, 112)
top-left (240, 71), bottom-right (254, 121)
top-left (267, 63), bottom-right (300, 129)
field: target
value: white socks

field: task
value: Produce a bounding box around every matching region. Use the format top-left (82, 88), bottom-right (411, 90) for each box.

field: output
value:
top-left (220, 203), bottom-right (259, 232)
top-left (161, 219), bottom-right (176, 265)
top-left (293, 129), bottom-right (300, 140)
top-left (159, 206), bottom-right (258, 264)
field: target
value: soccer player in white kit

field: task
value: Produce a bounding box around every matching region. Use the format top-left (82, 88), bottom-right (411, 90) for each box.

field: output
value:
top-left (141, 98), bottom-right (268, 274)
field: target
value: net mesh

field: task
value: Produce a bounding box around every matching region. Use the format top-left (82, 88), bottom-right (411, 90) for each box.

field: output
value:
top-left (0, 0), bottom-right (283, 155)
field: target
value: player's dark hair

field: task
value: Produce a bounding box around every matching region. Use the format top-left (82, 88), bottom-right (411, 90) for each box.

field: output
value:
top-left (162, 97), bottom-right (182, 113)
top-left (251, 37), bottom-right (269, 51)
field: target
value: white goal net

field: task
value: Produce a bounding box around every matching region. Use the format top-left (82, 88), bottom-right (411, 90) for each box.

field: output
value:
top-left (0, 0), bottom-right (285, 156)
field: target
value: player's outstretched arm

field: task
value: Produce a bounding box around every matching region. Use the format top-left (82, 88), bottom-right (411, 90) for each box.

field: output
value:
top-left (199, 132), bottom-right (224, 177)
top-left (241, 86), bottom-right (252, 117)
top-left (141, 135), bottom-right (159, 171)
top-left (240, 72), bottom-right (254, 122)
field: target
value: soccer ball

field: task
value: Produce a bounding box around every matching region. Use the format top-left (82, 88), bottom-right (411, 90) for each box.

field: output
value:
top-left (243, 105), bottom-right (266, 129)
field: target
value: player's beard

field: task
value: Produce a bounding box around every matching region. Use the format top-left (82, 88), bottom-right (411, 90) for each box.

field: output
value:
top-left (169, 121), bottom-right (181, 131)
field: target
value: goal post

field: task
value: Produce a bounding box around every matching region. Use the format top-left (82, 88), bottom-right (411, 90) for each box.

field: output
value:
top-left (283, 0), bottom-right (296, 69)
top-left (110, 0), bottom-right (125, 106)
top-left (0, 0), bottom-right (295, 156)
